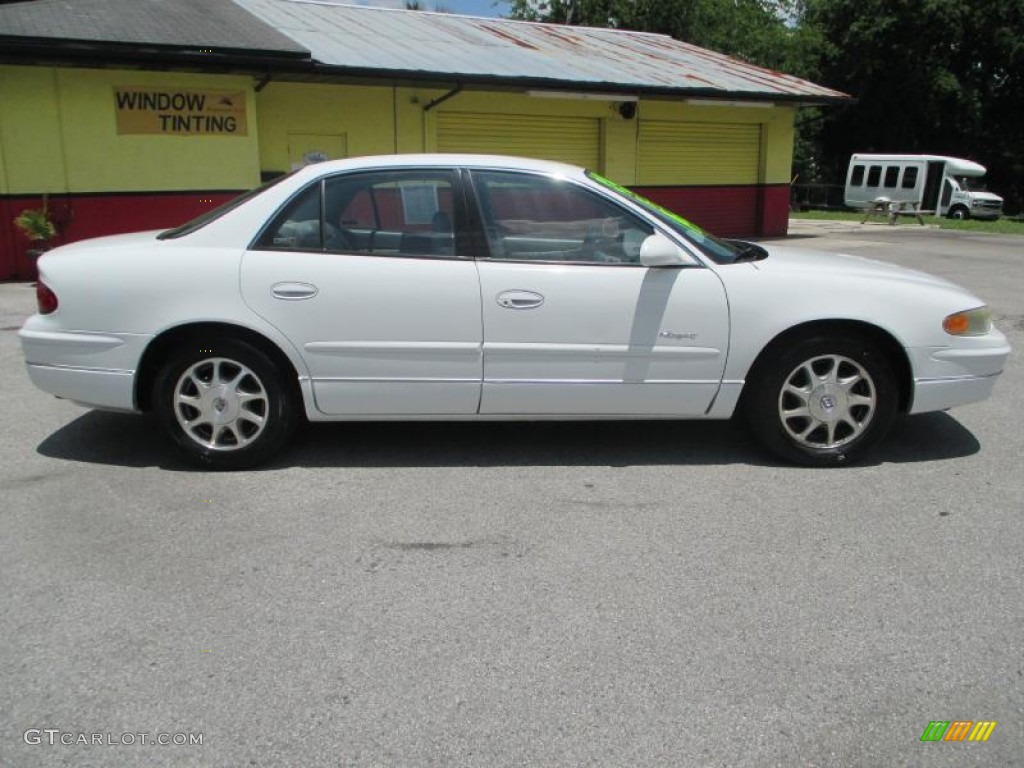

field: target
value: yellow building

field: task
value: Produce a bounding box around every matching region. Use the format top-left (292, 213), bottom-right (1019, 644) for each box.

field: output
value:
top-left (0, 0), bottom-right (847, 279)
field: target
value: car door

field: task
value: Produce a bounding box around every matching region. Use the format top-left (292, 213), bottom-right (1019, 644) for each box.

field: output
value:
top-left (467, 169), bottom-right (730, 416)
top-left (240, 168), bottom-right (482, 416)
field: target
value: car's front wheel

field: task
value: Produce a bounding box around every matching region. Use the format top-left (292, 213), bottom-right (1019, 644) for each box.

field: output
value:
top-left (948, 205), bottom-right (969, 220)
top-left (743, 335), bottom-right (899, 466)
top-left (154, 339), bottom-right (298, 469)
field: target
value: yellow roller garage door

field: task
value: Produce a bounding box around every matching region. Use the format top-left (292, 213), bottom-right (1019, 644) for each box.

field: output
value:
top-left (638, 122), bottom-right (761, 185)
top-left (437, 113), bottom-right (600, 169)
top-left (636, 121), bottom-right (763, 236)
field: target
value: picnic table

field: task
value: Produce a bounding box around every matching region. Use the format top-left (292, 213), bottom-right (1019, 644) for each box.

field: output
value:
top-left (861, 197), bottom-right (935, 225)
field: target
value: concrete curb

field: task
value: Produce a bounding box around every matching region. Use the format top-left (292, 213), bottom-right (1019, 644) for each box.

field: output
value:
top-left (786, 218), bottom-right (940, 236)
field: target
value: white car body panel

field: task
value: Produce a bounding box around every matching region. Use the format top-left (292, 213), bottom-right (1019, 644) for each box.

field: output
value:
top-left (23, 359), bottom-right (136, 412)
top-left (21, 234), bottom-right (314, 413)
top-left (476, 260), bottom-right (729, 414)
top-left (715, 246), bottom-right (1010, 398)
top-left (18, 154), bottom-right (1010, 446)
top-left (240, 249), bottom-right (482, 415)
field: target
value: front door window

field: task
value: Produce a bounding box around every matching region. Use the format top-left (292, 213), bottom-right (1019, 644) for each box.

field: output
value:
top-left (470, 170), bottom-right (653, 265)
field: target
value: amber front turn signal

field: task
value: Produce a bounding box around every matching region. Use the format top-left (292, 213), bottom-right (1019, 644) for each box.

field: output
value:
top-left (943, 307), bottom-right (991, 336)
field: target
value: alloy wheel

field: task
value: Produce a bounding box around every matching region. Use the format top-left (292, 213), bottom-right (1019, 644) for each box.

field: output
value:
top-left (778, 354), bottom-right (877, 449)
top-left (173, 357), bottom-right (269, 451)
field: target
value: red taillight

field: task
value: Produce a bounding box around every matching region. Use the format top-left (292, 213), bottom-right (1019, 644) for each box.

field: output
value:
top-left (36, 281), bottom-right (58, 314)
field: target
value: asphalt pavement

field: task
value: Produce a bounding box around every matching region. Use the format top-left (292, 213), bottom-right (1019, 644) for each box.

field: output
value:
top-left (1, 220), bottom-right (1022, 767)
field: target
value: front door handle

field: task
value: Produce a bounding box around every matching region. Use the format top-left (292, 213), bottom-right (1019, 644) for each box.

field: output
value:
top-left (496, 290), bottom-right (544, 310)
top-left (271, 282), bottom-right (319, 300)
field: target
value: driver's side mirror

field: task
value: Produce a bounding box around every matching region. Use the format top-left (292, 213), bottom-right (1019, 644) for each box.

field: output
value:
top-left (639, 232), bottom-right (698, 267)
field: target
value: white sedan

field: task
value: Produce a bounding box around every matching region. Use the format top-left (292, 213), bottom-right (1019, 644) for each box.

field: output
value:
top-left (20, 155), bottom-right (1011, 469)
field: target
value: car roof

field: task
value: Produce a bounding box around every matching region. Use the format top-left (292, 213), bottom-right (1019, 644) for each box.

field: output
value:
top-left (295, 153), bottom-right (587, 178)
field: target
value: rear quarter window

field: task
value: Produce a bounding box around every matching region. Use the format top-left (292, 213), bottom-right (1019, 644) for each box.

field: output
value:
top-left (158, 173), bottom-right (295, 240)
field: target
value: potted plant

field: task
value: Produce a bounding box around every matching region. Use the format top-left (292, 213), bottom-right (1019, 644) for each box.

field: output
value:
top-left (14, 203), bottom-right (57, 259)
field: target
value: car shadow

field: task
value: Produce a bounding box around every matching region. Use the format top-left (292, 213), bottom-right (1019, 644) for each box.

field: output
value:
top-left (36, 410), bottom-right (979, 471)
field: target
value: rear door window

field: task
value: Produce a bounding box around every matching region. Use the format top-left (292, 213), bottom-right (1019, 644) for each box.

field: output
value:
top-left (255, 182), bottom-right (324, 251)
top-left (254, 170), bottom-right (464, 258)
top-left (325, 171), bottom-right (460, 257)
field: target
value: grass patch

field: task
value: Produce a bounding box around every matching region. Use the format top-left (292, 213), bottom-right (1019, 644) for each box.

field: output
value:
top-left (791, 209), bottom-right (1024, 235)
top-left (935, 217), bottom-right (1024, 234)
top-left (791, 210), bottom-right (864, 221)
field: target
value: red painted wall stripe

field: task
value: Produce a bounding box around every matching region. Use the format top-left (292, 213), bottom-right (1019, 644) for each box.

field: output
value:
top-left (1, 191), bottom-right (240, 280)
top-left (761, 185), bottom-right (791, 238)
top-left (2, 184), bottom-right (791, 280)
top-left (633, 184), bottom-right (790, 239)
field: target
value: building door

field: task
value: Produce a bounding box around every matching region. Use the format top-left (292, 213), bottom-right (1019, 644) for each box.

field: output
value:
top-left (287, 132), bottom-right (347, 170)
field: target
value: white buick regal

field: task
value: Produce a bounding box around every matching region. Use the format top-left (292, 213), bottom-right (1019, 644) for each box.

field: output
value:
top-left (20, 155), bottom-right (1010, 469)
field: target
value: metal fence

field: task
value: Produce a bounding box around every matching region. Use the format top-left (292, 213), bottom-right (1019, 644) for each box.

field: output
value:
top-left (790, 183), bottom-right (850, 212)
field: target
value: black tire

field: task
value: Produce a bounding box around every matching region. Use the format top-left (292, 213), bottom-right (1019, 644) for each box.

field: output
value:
top-left (742, 334), bottom-right (899, 467)
top-left (948, 205), bottom-right (969, 220)
top-left (153, 338), bottom-right (298, 470)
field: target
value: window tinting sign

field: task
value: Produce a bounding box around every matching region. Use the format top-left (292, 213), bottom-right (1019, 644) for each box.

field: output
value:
top-left (114, 88), bottom-right (248, 136)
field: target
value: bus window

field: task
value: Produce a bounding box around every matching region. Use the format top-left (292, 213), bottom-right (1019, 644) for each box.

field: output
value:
top-left (884, 166), bottom-right (899, 188)
top-left (901, 167), bottom-right (918, 188)
top-left (867, 166), bottom-right (882, 186)
top-left (851, 165), bottom-right (865, 186)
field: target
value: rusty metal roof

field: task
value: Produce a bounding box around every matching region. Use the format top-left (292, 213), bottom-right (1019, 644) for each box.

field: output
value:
top-left (234, 0), bottom-right (848, 103)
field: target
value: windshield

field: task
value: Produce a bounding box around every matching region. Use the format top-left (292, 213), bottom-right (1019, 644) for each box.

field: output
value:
top-left (586, 171), bottom-right (745, 264)
top-left (954, 175), bottom-right (987, 192)
top-left (157, 173), bottom-right (294, 240)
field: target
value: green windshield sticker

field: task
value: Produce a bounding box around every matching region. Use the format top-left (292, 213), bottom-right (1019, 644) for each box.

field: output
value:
top-left (588, 172), bottom-right (707, 237)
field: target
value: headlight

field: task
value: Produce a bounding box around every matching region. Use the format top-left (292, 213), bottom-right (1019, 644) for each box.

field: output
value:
top-left (943, 306), bottom-right (992, 336)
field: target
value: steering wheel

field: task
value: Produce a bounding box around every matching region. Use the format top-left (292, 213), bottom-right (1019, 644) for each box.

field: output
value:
top-left (581, 228), bottom-right (624, 263)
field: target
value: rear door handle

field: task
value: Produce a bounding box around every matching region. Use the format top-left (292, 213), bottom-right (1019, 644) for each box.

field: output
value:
top-left (496, 290), bottom-right (544, 310)
top-left (271, 282), bottom-right (319, 300)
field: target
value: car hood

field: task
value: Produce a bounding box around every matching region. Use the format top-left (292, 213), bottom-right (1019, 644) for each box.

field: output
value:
top-left (967, 191), bottom-right (1003, 202)
top-left (748, 245), bottom-right (963, 292)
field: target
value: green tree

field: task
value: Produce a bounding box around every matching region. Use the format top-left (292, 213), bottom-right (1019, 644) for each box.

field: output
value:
top-left (507, 0), bottom-right (820, 77)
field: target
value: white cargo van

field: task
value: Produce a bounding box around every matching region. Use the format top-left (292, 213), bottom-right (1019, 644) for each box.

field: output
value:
top-left (844, 154), bottom-right (1003, 220)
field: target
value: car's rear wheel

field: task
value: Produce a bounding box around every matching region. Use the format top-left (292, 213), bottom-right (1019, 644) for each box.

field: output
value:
top-left (154, 339), bottom-right (297, 469)
top-left (743, 335), bottom-right (898, 466)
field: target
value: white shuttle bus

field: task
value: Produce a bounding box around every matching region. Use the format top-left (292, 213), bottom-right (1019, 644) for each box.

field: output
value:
top-left (844, 154), bottom-right (1003, 220)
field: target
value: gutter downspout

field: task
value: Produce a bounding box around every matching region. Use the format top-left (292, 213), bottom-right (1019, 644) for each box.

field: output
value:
top-left (422, 84), bottom-right (463, 112)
